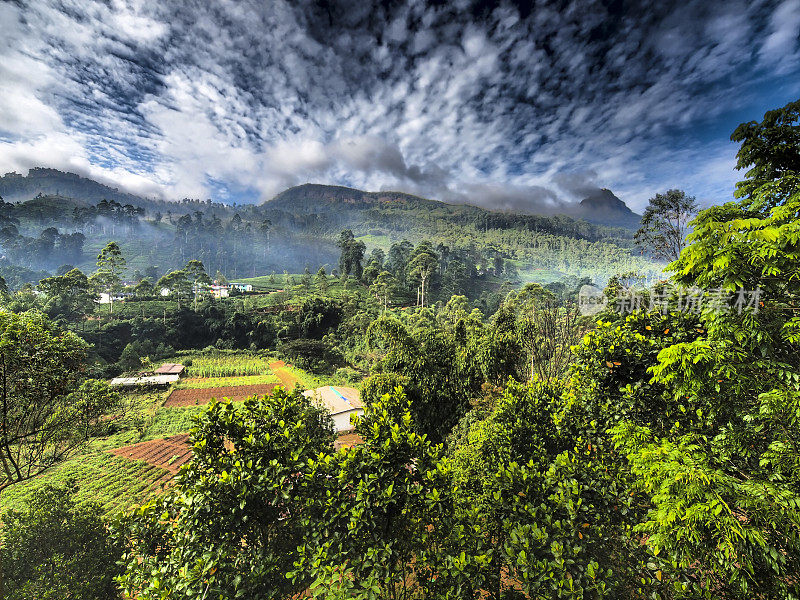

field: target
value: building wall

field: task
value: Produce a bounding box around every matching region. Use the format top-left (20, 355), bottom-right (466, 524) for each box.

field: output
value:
top-left (332, 409), bottom-right (363, 432)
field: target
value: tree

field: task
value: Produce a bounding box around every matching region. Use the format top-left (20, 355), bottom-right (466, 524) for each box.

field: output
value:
top-left (0, 275), bottom-right (8, 298)
top-left (0, 312), bottom-right (119, 491)
top-left (513, 285), bottom-right (585, 382)
top-left (115, 390), bottom-right (335, 600)
top-left (337, 229), bottom-right (366, 278)
top-left (315, 266), bottom-right (329, 293)
top-left (295, 390), bottom-right (485, 600)
top-left (38, 268), bottom-right (95, 325)
top-left (1, 482), bottom-right (123, 600)
top-left (184, 259), bottom-right (212, 310)
top-left (132, 277), bottom-right (154, 297)
top-left (634, 189), bottom-right (698, 262)
top-left (157, 269), bottom-right (191, 306)
top-left (408, 241), bottom-right (438, 307)
top-left (731, 97), bottom-right (800, 202)
top-left (369, 270), bottom-right (396, 312)
top-left (94, 241), bottom-right (126, 317)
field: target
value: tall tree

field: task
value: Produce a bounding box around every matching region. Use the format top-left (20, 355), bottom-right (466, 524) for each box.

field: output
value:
top-left (94, 241), bottom-right (126, 317)
top-left (0, 312), bottom-right (118, 491)
top-left (184, 259), bottom-right (212, 310)
top-left (369, 270), bottom-right (396, 312)
top-left (408, 242), bottom-right (438, 307)
top-left (315, 266), bottom-right (329, 293)
top-left (634, 189), bottom-right (698, 262)
top-left (731, 97), bottom-right (800, 203)
top-left (38, 268), bottom-right (95, 325)
top-left (336, 230), bottom-right (366, 278)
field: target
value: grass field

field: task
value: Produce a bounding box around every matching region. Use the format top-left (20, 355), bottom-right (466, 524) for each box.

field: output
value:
top-left (140, 406), bottom-right (207, 441)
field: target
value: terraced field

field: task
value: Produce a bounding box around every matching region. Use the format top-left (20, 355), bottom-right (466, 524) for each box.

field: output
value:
top-left (0, 452), bottom-right (172, 515)
top-left (110, 434), bottom-right (193, 474)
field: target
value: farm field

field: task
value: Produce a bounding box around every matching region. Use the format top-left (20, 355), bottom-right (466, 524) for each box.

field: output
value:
top-left (176, 373), bottom-right (280, 389)
top-left (185, 353), bottom-right (273, 377)
top-left (110, 434), bottom-right (193, 474)
top-left (2, 352), bottom-right (349, 526)
top-left (164, 383), bottom-right (280, 407)
top-left (0, 451), bottom-right (171, 516)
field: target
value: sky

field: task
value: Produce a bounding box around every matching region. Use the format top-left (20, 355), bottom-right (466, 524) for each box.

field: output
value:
top-left (0, 0), bottom-right (798, 213)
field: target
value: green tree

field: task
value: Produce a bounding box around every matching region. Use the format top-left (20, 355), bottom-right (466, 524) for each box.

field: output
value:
top-left (634, 189), bottom-right (698, 262)
top-left (157, 269), bottom-right (191, 306)
top-left (731, 97), bottom-right (800, 202)
top-left (408, 241), bottom-right (438, 307)
top-left (295, 390), bottom-right (487, 600)
top-left (38, 268), bottom-right (95, 324)
top-left (369, 270), bottom-right (396, 312)
top-left (0, 275), bottom-right (8, 298)
top-left (301, 266), bottom-right (312, 291)
top-left (184, 259), bottom-right (212, 310)
top-left (132, 277), bottom-right (154, 297)
top-left (315, 266), bottom-right (329, 293)
top-left (94, 241), bottom-right (126, 317)
top-left (366, 315), bottom-right (482, 442)
top-left (1, 482), bottom-right (123, 600)
top-left (115, 390), bottom-right (335, 600)
top-left (337, 229), bottom-right (366, 278)
top-left (0, 312), bottom-right (119, 491)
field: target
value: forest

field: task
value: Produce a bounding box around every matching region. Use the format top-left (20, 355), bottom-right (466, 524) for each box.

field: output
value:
top-left (0, 169), bottom-right (657, 290)
top-left (0, 99), bottom-right (798, 600)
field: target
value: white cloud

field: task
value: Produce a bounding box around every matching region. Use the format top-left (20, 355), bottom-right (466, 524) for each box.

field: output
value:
top-left (0, 0), bottom-right (797, 215)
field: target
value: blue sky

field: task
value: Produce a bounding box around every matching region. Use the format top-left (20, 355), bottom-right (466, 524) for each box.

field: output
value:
top-left (0, 0), bottom-right (798, 212)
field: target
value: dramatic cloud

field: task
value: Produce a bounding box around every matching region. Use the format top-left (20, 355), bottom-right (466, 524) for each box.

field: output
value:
top-left (0, 0), bottom-right (798, 211)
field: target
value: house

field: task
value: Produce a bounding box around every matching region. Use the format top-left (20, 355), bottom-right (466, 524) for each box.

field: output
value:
top-left (229, 282), bottom-right (253, 293)
top-left (210, 284), bottom-right (229, 299)
top-left (302, 386), bottom-right (364, 433)
top-left (97, 292), bottom-right (125, 304)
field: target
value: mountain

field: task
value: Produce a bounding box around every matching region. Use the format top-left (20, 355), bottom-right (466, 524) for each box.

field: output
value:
top-left (0, 169), bottom-right (659, 289)
top-left (0, 167), bottom-right (151, 206)
top-left (571, 188), bottom-right (641, 229)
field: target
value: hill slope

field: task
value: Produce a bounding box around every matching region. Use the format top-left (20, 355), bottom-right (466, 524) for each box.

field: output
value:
top-left (0, 170), bottom-right (657, 288)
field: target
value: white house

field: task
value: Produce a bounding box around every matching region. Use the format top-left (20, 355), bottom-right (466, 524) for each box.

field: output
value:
top-left (210, 284), bottom-right (229, 299)
top-left (229, 282), bottom-right (253, 293)
top-left (302, 386), bottom-right (363, 432)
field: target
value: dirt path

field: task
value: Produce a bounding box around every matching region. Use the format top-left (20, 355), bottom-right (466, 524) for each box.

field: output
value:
top-left (269, 360), bottom-right (301, 389)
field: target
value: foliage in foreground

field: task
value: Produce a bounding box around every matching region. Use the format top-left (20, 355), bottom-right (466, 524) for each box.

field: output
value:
top-left (0, 482), bottom-right (124, 600)
top-left (0, 310), bottom-right (120, 491)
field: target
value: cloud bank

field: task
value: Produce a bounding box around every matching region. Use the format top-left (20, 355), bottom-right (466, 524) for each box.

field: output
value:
top-left (0, 0), bottom-right (798, 211)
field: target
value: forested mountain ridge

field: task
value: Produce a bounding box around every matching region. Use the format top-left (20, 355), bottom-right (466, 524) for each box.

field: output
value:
top-left (0, 169), bottom-right (657, 288)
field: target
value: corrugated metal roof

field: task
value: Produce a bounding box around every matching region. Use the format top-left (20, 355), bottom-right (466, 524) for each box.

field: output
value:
top-left (110, 374), bottom-right (180, 387)
top-left (154, 363), bottom-right (185, 374)
top-left (302, 386), bottom-right (363, 415)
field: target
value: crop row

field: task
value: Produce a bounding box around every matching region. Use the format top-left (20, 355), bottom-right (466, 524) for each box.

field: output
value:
top-left (0, 452), bottom-right (170, 516)
top-left (176, 373), bottom-right (279, 389)
top-left (186, 354), bottom-right (272, 377)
